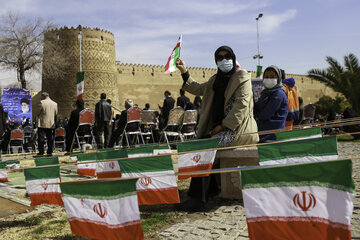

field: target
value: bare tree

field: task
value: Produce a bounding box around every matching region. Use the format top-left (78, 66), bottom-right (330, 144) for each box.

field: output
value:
top-left (0, 12), bottom-right (53, 89)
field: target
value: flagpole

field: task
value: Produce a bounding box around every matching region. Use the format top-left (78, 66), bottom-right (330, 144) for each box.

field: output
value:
top-left (79, 25), bottom-right (82, 72)
top-left (178, 35), bottom-right (182, 58)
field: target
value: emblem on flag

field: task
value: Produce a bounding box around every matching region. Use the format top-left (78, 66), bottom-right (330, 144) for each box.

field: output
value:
top-left (293, 191), bottom-right (316, 211)
top-left (140, 177), bottom-right (152, 186)
top-left (93, 203), bottom-right (107, 218)
top-left (192, 153), bottom-right (201, 163)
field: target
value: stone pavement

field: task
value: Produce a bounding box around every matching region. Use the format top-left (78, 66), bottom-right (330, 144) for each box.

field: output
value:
top-left (158, 141), bottom-right (360, 239)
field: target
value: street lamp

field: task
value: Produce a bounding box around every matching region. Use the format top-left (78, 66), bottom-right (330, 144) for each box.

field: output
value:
top-left (253, 13), bottom-right (263, 65)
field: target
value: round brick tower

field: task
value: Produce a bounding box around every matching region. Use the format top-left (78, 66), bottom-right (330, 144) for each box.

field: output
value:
top-left (42, 26), bottom-right (118, 117)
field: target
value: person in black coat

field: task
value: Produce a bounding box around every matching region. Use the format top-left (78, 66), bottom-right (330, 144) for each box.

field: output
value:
top-left (177, 89), bottom-right (190, 109)
top-left (65, 99), bottom-right (85, 153)
top-left (158, 90), bottom-right (175, 129)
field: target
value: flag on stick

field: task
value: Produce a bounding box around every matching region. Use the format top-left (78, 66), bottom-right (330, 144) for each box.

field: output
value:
top-left (121, 147), bottom-right (179, 205)
top-left (96, 150), bottom-right (127, 179)
top-left (258, 136), bottom-right (338, 166)
top-left (24, 166), bottom-right (63, 206)
top-left (177, 138), bottom-right (220, 180)
top-left (164, 35), bottom-right (182, 74)
top-left (76, 72), bottom-right (84, 99)
top-left (76, 153), bottom-right (98, 177)
top-left (275, 127), bottom-right (322, 141)
top-left (35, 156), bottom-right (59, 166)
top-left (0, 162), bottom-right (9, 182)
top-left (61, 179), bottom-right (144, 240)
top-left (241, 160), bottom-right (355, 240)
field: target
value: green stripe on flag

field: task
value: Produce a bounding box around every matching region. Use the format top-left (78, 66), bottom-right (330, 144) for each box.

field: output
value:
top-left (77, 152), bottom-right (101, 162)
top-left (173, 47), bottom-right (179, 70)
top-left (118, 155), bottom-right (173, 174)
top-left (35, 157), bottom-right (59, 166)
top-left (258, 136), bottom-right (337, 162)
top-left (76, 72), bottom-right (84, 84)
top-left (60, 179), bottom-right (138, 199)
top-left (241, 160), bottom-right (355, 193)
top-left (98, 149), bottom-right (127, 160)
top-left (127, 145), bottom-right (154, 155)
top-left (24, 166), bottom-right (60, 180)
top-left (177, 138), bottom-right (220, 152)
top-left (275, 127), bottom-right (322, 141)
top-left (0, 162), bottom-right (6, 169)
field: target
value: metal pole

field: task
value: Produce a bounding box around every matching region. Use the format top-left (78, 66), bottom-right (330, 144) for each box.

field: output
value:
top-left (79, 30), bottom-right (82, 72)
top-left (256, 18), bottom-right (260, 66)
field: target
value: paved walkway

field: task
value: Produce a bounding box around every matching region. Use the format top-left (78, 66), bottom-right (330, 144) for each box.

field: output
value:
top-left (159, 141), bottom-right (360, 239)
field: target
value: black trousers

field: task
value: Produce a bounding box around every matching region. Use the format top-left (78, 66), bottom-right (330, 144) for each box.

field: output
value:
top-left (38, 128), bottom-right (54, 155)
top-left (95, 121), bottom-right (110, 149)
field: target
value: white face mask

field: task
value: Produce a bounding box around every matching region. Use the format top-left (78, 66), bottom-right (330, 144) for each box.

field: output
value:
top-left (263, 78), bottom-right (278, 89)
top-left (217, 59), bottom-right (233, 73)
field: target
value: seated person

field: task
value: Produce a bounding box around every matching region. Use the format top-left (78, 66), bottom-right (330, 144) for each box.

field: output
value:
top-left (254, 65), bottom-right (288, 142)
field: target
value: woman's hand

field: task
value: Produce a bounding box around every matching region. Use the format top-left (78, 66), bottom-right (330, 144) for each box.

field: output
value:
top-left (176, 58), bottom-right (187, 74)
top-left (209, 124), bottom-right (225, 136)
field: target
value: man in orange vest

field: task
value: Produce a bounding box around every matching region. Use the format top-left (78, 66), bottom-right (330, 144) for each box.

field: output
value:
top-left (282, 78), bottom-right (300, 129)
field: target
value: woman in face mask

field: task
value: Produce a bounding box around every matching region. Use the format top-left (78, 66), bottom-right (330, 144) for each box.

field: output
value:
top-left (254, 65), bottom-right (289, 142)
top-left (175, 46), bottom-right (259, 210)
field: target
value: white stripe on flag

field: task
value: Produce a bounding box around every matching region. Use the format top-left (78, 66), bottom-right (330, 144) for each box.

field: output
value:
top-left (97, 161), bottom-right (120, 173)
top-left (26, 178), bottom-right (61, 194)
top-left (259, 155), bottom-right (339, 166)
top-left (0, 169), bottom-right (7, 179)
top-left (122, 171), bottom-right (177, 190)
top-left (178, 150), bottom-right (216, 168)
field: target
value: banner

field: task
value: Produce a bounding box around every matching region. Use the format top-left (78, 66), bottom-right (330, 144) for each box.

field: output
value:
top-left (1, 88), bottom-right (32, 125)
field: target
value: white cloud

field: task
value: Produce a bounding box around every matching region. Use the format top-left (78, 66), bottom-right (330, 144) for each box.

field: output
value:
top-left (261, 9), bottom-right (297, 33)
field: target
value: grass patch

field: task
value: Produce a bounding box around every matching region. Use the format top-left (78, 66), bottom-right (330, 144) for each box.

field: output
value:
top-left (337, 135), bottom-right (354, 141)
top-left (141, 211), bottom-right (174, 233)
top-left (31, 224), bottom-right (48, 234)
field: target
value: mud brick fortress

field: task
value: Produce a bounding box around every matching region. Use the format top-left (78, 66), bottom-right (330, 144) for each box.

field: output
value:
top-left (41, 26), bottom-right (336, 117)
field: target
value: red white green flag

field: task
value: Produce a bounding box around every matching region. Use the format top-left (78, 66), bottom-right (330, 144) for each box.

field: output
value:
top-left (164, 35), bottom-right (182, 74)
top-left (75, 153), bottom-right (97, 177)
top-left (0, 162), bottom-right (9, 182)
top-left (60, 179), bottom-right (143, 240)
top-left (76, 72), bottom-right (84, 99)
top-left (121, 146), bottom-right (179, 205)
top-left (5, 161), bottom-right (20, 170)
top-left (241, 160), bottom-right (355, 240)
top-left (96, 150), bottom-right (127, 179)
top-left (24, 166), bottom-right (63, 207)
top-left (275, 127), bottom-right (322, 141)
top-left (258, 136), bottom-right (338, 166)
top-left (35, 156), bottom-right (59, 167)
top-left (177, 138), bottom-right (220, 180)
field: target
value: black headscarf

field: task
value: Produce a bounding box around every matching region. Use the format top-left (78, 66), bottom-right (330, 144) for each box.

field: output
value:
top-left (256, 65), bottom-right (285, 111)
top-left (211, 46), bottom-right (237, 129)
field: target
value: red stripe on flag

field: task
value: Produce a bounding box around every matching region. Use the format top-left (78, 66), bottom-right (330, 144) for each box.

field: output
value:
top-left (97, 171), bottom-right (122, 179)
top-left (0, 178), bottom-right (9, 182)
top-left (69, 219), bottom-right (144, 240)
top-left (247, 218), bottom-right (351, 240)
top-left (137, 187), bottom-right (180, 205)
top-left (178, 163), bottom-right (213, 180)
top-left (28, 192), bottom-right (64, 207)
top-left (77, 169), bottom-right (96, 177)
top-left (77, 94), bottom-right (83, 100)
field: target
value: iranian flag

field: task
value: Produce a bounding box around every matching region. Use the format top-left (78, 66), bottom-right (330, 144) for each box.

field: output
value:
top-left (76, 72), bottom-right (84, 99)
top-left (241, 160), bottom-right (355, 240)
top-left (60, 179), bottom-right (143, 240)
top-left (35, 156), bottom-right (59, 166)
top-left (177, 138), bottom-right (220, 180)
top-left (119, 153), bottom-right (179, 205)
top-left (76, 153), bottom-right (97, 177)
top-left (275, 127), bottom-right (322, 141)
top-left (96, 150), bottom-right (127, 179)
top-left (127, 145), bottom-right (154, 158)
top-left (153, 144), bottom-right (173, 155)
top-left (0, 162), bottom-right (9, 182)
top-left (24, 166), bottom-right (63, 206)
top-left (6, 161), bottom-right (20, 170)
top-left (258, 136), bottom-right (338, 166)
top-left (164, 35), bottom-right (182, 74)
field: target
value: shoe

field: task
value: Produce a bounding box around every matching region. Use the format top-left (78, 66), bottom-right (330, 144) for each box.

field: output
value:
top-left (174, 197), bottom-right (206, 212)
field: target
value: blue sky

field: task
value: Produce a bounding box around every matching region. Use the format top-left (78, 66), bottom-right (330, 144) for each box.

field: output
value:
top-left (0, 0), bottom-right (359, 89)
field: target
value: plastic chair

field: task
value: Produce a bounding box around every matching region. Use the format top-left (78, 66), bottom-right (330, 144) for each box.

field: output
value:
top-left (54, 127), bottom-right (66, 151)
top-left (181, 110), bottom-right (198, 140)
top-left (75, 108), bottom-right (96, 150)
top-left (122, 106), bottom-right (144, 147)
top-left (140, 110), bottom-right (156, 143)
top-left (160, 107), bottom-right (185, 145)
top-left (8, 129), bottom-right (24, 154)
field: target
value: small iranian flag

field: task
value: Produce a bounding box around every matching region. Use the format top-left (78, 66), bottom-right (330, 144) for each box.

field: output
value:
top-left (0, 162), bottom-right (9, 182)
top-left (241, 160), bottom-right (355, 240)
top-left (258, 136), bottom-right (338, 166)
top-left (96, 150), bottom-right (127, 179)
top-left (76, 72), bottom-right (85, 99)
top-left (120, 151), bottom-right (179, 205)
top-left (24, 166), bottom-right (63, 206)
top-left (60, 179), bottom-right (143, 240)
top-left (76, 153), bottom-right (97, 177)
top-left (35, 156), bottom-right (59, 166)
top-left (6, 161), bottom-right (20, 170)
top-left (275, 127), bottom-right (322, 141)
top-left (177, 138), bottom-right (220, 180)
top-left (127, 145), bottom-right (154, 158)
top-left (164, 35), bottom-right (182, 74)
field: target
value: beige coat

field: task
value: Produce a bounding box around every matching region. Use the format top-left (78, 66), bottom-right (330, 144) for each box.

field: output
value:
top-left (37, 97), bottom-right (58, 129)
top-left (183, 69), bottom-right (259, 146)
